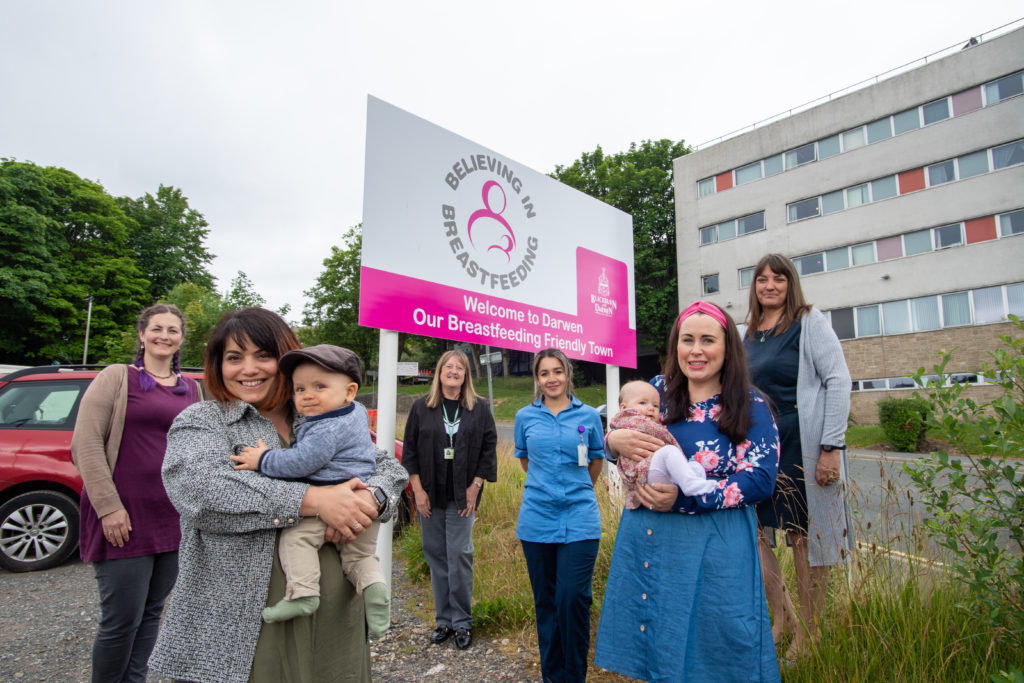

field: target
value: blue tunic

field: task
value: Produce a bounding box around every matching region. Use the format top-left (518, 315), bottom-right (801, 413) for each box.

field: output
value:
top-left (595, 393), bottom-right (781, 683)
top-left (514, 396), bottom-right (604, 543)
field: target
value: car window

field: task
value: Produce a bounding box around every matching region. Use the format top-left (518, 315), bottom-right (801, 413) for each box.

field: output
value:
top-left (0, 381), bottom-right (88, 429)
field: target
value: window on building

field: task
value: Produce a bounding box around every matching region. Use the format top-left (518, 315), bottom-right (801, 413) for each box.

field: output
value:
top-left (851, 242), bottom-right (875, 266)
top-left (893, 108), bottom-right (920, 135)
top-left (942, 292), bottom-right (971, 327)
top-left (985, 71), bottom-right (1024, 104)
top-left (764, 154), bottom-right (784, 177)
top-left (876, 236), bottom-right (903, 261)
top-left (818, 135), bottom-right (841, 159)
top-left (825, 247), bottom-right (850, 270)
top-left (922, 98), bottom-right (950, 124)
top-left (856, 305), bottom-right (881, 336)
top-left (737, 212), bottom-right (765, 235)
top-left (821, 190), bottom-right (845, 214)
top-left (871, 175), bottom-right (898, 201)
top-left (700, 225), bottom-right (716, 245)
top-left (993, 140), bottom-right (1024, 169)
top-left (697, 178), bottom-right (715, 197)
top-left (785, 143), bottom-right (816, 169)
top-left (1000, 209), bottom-right (1024, 236)
top-left (973, 286), bottom-right (1005, 323)
top-left (957, 149), bottom-right (989, 179)
top-left (735, 161), bottom-right (762, 185)
top-left (927, 160), bottom-right (956, 185)
top-left (845, 184), bottom-right (869, 208)
top-left (934, 223), bottom-right (963, 249)
top-left (788, 197), bottom-right (820, 222)
top-left (702, 274), bottom-right (719, 296)
top-left (794, 253), bottom-right (824, 276)
top-left (890, 377), bottom-right (916, 389)
top-left (861, 379), bottom-right (888, 390)
top-left (904, 229), bottom-right (932, 255)
top-left (1009, 283), bottom-right (1024, 316)
top-left (739, 267), bottom-right (755, 289)
top-left (883, 300), bottom-right (911, 335)
top-left (718, 219), bottom-right (737, 241)
top-left (911, 295), bottom-right (941, 331)
top-left (866, 118), bottom-right (893, 144)
top-left (830, 308), bottom-right (855, 340)
top-left (842, 127), bottom-right (866, 151)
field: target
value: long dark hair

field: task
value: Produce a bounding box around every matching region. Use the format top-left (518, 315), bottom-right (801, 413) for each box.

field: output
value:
top-left (663, 306), bottom-right (752, 443)
top-left (744, 253), bottom-right (811, 339)
top-left (203, 307), bottom-right (302, 410)
top-left (133, 303), bottom-right (194, 399)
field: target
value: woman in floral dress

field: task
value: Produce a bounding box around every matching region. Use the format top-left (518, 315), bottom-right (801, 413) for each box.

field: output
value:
top-left (595, 301), bottom-right (781, 682)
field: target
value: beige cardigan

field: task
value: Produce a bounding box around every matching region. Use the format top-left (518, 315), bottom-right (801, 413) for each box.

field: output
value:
top-left (70, 365), bottom-right (201, 519)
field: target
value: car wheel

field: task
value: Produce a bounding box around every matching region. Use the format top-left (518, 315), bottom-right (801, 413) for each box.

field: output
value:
top-left (0, 491), bottom-right (79, 572)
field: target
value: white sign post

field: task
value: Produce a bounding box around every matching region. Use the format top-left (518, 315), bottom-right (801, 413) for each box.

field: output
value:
top-left (359, 96), bottom-right (637, 610)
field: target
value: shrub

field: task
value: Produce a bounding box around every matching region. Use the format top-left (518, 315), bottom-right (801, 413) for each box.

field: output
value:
top-left (906, 315), bottom-right (1024, 647)
top-left (878, 397), bottom-right (930, 452)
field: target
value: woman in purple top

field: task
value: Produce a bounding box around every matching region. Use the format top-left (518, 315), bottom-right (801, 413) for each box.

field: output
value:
top-left (71, 304), bottom-right (200, 683)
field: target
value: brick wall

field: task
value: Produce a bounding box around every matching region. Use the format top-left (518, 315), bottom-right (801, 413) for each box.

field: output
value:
top-left (843, 321), bottom-right (1022, 424)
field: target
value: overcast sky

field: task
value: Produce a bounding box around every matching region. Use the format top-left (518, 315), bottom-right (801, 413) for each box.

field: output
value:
top-left (2, 1), bottom-right (1020, 319)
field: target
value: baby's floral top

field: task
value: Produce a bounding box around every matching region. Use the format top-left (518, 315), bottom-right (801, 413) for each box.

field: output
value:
top-left (665, 391), bottom-right (779, 515)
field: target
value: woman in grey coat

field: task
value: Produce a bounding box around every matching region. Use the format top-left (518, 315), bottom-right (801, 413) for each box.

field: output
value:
top-left (148, 308), bottom-right (407, 683)
top-left (743, 253), bottom-right (852, 660)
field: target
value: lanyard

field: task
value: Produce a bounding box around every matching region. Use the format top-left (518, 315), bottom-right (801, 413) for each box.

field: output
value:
top-left (442, 402), bottom-right (460, 450)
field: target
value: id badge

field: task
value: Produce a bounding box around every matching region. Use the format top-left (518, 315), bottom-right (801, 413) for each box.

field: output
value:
top-left (577, 443), bottom-right (588, 467)
top-left (444, 447), bottom-right (455, 460)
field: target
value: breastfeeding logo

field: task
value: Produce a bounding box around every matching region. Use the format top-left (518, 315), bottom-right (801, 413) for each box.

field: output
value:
top-left (591, 267), bottom-right (617, 318)
top-left (440, 153), bottom-right (540, 291)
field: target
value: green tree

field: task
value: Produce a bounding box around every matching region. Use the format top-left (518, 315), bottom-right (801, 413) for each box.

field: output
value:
top-left (225, 271), bottom-right (266, 310)
top-left (118, 185), bottom-right (215, 301)
top-left (0, 160), bottom-right (149, 363)
top-left (0, 161), bottom-right (62, 358)
top-left (552, 139), bottom-right (689, 355)
top-left (165, 282), bottom-right (230, 366)
top-left (302, 226), bottom-right (378, 365)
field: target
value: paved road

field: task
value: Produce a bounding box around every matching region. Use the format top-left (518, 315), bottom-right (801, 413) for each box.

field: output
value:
top-left (498, 416), bottom-right (1013, 565)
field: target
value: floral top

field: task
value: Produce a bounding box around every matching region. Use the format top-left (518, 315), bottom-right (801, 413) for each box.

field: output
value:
top-left (664, 391), bottom-right (779, 515)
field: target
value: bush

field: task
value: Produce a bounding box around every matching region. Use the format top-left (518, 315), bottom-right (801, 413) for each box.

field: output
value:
top-left (878, 397), bottom-right (930, 452)
top-left (906, 315), bottom-right (1024, 647)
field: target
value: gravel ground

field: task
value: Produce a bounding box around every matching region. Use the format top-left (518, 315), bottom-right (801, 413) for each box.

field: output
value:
top-left (0, 555), bottom-right (541, 682)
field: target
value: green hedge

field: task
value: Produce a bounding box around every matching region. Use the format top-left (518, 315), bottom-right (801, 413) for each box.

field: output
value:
top-left (877, 397), bottom-right (930, 452)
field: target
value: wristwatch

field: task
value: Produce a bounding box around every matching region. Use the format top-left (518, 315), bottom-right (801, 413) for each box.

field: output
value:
top-left (820, 445), bottom-right (843, 452)
top-left (369, 487), bottom-right (388, 515)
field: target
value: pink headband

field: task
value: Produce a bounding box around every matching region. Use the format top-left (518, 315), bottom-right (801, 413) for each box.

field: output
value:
top-left (678, 300), bottom-right (728, 330)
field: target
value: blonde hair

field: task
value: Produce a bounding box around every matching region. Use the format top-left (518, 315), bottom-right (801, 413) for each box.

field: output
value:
top-left (425, 350), bottom-right (480, 410)
top-left (619, 379), bottom-right (657, 406)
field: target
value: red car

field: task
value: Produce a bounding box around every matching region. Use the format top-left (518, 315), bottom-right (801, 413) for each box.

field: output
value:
top-left (0, 365), bottom-right (408, 572)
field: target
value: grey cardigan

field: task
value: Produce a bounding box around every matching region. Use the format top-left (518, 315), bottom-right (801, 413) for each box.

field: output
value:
top-left (796, 308), bottom-right (854, 567)
top-left (148, 399), bottom-right (408, 683)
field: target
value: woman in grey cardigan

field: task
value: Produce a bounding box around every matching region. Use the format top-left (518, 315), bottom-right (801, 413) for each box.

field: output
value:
top-left (743, 253), bottom-right (852, 660)
top-left (148, 308), bottom-right (407, 683)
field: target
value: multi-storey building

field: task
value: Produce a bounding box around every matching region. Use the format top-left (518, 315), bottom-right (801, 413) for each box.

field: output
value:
top-left (674, 26), bottom-right (1024, 424)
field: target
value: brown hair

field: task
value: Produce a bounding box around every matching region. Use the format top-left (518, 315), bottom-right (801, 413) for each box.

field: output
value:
top-left (203, 308), bottom-right (302, 410)
top-left (744, 253), bottom-right (812, 339)
top-left (531, 348), bottom-right (574, 401)
top-left (663, 308), bottom-right (752, 443)
top-left (133, 303), bottom-right (192, 398)
top-left (426, 349), bottom-right (480, 411)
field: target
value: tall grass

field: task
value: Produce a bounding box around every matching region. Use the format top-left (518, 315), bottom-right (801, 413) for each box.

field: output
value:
top-left (394, 437), bottom-right (1018, 681)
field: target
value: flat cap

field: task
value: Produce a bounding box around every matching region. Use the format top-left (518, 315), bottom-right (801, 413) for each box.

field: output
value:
top-left (279, 344), bottom-right (362, 386)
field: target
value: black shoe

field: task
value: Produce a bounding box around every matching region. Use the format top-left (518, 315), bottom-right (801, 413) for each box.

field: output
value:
top-left (429, 625), bottom-right (454, 644)
top-left (455, 628), bottom-right (472, 650)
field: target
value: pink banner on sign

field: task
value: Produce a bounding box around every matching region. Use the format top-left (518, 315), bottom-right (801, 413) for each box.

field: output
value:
top-left (359, 257), bottom-right (636, 367)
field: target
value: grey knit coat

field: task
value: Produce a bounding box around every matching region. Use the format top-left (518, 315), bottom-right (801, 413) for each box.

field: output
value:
top-left (148, 399), bottom-right (408, 683)
top-left (796, 308), bottom-right (854, 567)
